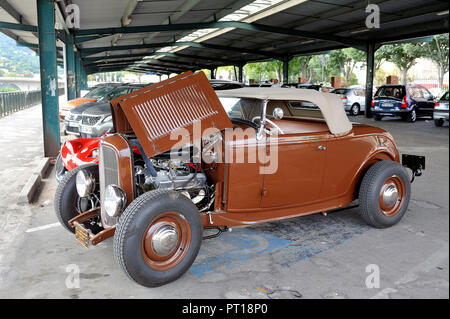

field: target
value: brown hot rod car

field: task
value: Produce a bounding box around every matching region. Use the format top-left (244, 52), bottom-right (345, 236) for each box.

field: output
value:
top-left (55, 72), bottom-right (424, 287)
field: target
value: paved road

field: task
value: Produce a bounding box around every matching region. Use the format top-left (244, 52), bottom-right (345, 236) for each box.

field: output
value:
top-left (0, 108), bottom-right (448, 299)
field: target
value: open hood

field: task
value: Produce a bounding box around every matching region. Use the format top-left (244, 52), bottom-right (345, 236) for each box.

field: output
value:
top-left (110, 71), bottom-right (232, 158)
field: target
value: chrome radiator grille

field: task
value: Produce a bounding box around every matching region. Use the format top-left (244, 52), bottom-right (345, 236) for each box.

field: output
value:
top-left (99, 144), bottom-right (119, 227)
top-left (82, 115), bottom-right (101, 126)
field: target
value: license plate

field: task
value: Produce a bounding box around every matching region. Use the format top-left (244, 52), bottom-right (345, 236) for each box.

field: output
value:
top-left (75, 223), bottom-right (90, 248)
top-left (80, 126), bottom-right (93, 134)
top-left (69, 121), bottom-right (79, 127)
top-left (382, 103), bottom-right (393, 107)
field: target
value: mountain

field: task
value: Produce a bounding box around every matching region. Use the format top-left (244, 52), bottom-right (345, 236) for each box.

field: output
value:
top-left (0, 32), bottom-right (40, 76)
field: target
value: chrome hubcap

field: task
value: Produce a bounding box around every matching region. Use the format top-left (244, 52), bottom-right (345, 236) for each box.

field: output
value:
top-left (382, 184), bottom-right (399, 207)
top-left (151, 225), bottom-right (179, 256)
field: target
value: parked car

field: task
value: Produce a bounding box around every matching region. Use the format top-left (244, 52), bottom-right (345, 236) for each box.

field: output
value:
top-left (433, 91), bottom-right (449, 127)
top-left (371, 85), bottom-right (436, 122)
top-left (331, 86), bottom-right (366, 116)
top-left (209, 79), bottom-right (244, 90)
top-left (59, 83), bottom-right (122, 120)
top-left (297, 83), bottom-right (334, 92)
top-left (54, 72), bottom-right (424, 287)
top-left (68, 84), bottom-right (146, 137)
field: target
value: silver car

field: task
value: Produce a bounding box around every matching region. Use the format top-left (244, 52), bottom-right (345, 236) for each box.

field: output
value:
top-left (79, 84), bottom-right (145, 138)
top-left (331, 86), bottom-right (366, 116)
top-left (434, 91), bottom-right (449, 127)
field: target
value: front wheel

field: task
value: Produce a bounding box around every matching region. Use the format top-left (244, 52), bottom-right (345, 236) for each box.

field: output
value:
top-left (54, 164), bottom-right (100, 232)
top-left (350, 103), bottom-right (360, 116)
top-left (359, 161), bottom-right (411, 228)
top-left (113, 189), bottom-right (202, 287)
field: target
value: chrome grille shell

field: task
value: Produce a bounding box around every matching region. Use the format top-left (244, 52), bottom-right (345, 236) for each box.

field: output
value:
top-left (99, 144), bottom-right (120, 227)
top-left (98, 134), bottom-right (135, 228)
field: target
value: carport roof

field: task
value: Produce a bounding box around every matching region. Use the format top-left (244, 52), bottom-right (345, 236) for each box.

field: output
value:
top-left (1, 0), bottom-right (449, 75)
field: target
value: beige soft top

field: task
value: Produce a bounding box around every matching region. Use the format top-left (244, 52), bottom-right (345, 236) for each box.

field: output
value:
top-left (216, 87), bottom-right (352, 136)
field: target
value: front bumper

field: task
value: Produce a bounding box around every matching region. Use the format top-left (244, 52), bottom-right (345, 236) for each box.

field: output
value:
top-left (69, 207), bottom-right (115, 247)
top-left (79, 122), bottom-right (113, 138)
top-left (64, 120), bottom-right (81, 135)
top-left (372, 107), bottom-right (410, 116)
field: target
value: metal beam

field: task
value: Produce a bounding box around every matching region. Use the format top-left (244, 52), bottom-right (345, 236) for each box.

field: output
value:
top-left (0, 21), bottom-right (37, 32)
top-left (80, 40), bottom-right (279, 58)
top-left (82, 53), bottom-right (150, 63)
top-left (36, 0), bottom-right (60, 157)
top-left (74, 21), bottom-right (364, 47)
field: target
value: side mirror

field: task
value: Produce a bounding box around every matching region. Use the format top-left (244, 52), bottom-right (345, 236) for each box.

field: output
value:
top-left (273, 107), bottom-right (284, 120)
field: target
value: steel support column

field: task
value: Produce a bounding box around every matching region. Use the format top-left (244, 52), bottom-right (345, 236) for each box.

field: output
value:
top-left (238, 64), bottom-right (244, 83)
top-left (75, 51), bottom-right (81, 97)
top-left (365, 43), bottom-right (375, 118)
top-left (65, 32), bottom-right (76, 100)
top-left (37, 0), bottom-right (60, 157)
top-left (283, 57), bottom-right (290, 84)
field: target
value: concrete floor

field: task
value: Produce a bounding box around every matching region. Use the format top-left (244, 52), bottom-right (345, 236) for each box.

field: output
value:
top-left (0, 107), bottom-right (448, 299)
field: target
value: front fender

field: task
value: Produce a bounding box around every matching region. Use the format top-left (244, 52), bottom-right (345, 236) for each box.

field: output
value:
top-left (61, 138), bottom-right (100, 171)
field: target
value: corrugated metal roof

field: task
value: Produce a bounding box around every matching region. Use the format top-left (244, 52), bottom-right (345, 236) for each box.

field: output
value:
top-left (1, 0), bottom-right (448, 75)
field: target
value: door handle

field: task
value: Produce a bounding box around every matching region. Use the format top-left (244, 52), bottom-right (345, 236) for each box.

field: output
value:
top-left (317, 145), bottom-right (327, 151)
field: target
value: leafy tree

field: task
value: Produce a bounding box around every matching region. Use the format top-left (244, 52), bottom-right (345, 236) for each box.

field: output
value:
top-left (376, 43), bottom-right (426, 85)
top-left (288, 56), bottom-right (312, 82)
top-left (328, 48), bottom-right (365, 84)
top-left (422, 34), bottom-right (449, 88)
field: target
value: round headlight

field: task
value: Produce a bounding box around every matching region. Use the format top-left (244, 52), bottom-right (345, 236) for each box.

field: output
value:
top-left (104, 185), bottom-right (127, 218)
top-left (76, 170), bottom-right (95, 197)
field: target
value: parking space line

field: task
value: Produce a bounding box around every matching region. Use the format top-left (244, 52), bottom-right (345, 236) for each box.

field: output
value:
top-left (25, 222), bottom-right (61, 233)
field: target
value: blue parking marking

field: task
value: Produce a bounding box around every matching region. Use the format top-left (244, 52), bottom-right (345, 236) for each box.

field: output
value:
top-left (190, 210), bottom-right (371, 277)
top-left (191, 228), bottom-right (291, 277)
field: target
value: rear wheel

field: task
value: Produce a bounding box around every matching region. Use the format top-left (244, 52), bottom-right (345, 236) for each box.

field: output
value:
top-left (405, 108), bottom-right (417, 122)
top-left (114, 189), bottom-right (202, 287)
top-left (350, 103), bottom-right (360, 116)
top-left (359, 161), bottom-right (411, 228)
top-left (434, 119), bottom-right (444, 127)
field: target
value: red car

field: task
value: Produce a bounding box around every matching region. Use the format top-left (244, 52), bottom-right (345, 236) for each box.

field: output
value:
top-left (55, 137), bottom-right (100, 182)
top-left (55, 133), bottom-right (141, 182)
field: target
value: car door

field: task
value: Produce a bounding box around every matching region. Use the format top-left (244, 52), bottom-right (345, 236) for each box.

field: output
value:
top-left (260, 131), bottom-right (328, 208)
top-left (418, 87), bottom-right (435, 116)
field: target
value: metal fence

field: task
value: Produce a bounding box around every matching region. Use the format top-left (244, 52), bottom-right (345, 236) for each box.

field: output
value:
top-left (0, 88), bottom-right (64, 118)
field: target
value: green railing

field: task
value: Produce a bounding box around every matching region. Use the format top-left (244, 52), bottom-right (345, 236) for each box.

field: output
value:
top-left (0, 88), bottom-right (64, 118)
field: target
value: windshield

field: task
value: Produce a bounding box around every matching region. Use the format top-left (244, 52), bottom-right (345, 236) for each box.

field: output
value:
top-left (98, 87), bottom-right (132, 102)
top-left (375, 86), bottom-right (405, 99)
top-left (219, 97), bottom-right (262, 121)
top-left (84, 86), bottom-right (116, 99)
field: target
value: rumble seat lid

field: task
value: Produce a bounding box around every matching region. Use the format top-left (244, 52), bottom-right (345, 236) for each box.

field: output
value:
top-left (110, 71), bottom-right (232, 158)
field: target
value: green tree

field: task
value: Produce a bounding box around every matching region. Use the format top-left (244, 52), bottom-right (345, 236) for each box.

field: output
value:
top-left (422, 34), bottom-right (449, 88)
top-left (376, 43), bottom-right (426, 85)
top-left (328, 48), bottom-right (365, 84)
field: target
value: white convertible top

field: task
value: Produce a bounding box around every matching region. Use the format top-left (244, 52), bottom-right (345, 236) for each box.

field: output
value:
top-left (216, 87), bottom-right (352, 135)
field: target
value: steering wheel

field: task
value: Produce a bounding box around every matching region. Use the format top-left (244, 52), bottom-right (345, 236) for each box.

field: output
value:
top-left (251, 116), bottom-right (284, 135)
